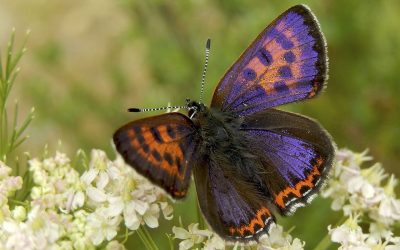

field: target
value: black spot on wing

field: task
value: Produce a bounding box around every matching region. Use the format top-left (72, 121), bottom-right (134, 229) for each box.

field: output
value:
top-left (150, 127), bottom-right (163, 143)
top-left (276, 34), bottom-right (294, 49)
top-left (164, 152), bottom-right (173, 165)
top-left (257, 48), bottom-right (273, 66)
top-left (284, 51), bottom-right (296, 63)
top-left (273, 81), bottom-right (289, 92)
top-left (132, 126), bottom-right (141, 134)
top-left (131, 126), bottom-right (149, 152)
top-left (142, 143), bottom-right (150, 153)
top-left (166, 125), bottom-right (176, 139)
top-left (152, 150), bottom-right (162, 161)
top-left (243, 68), bottom-right (257, 81)
top-left (175, 156), bottom-right (184, 173)
top-left (279, 66), bottom-right (292, 78)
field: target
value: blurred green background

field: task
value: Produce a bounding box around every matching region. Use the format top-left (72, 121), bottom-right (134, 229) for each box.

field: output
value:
top-left (2, 0), bottom-right (400, 249)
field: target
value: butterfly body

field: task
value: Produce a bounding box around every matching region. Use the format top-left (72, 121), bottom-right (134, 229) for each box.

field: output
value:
top-left (114, 5), bottom-right (335, 242)
top-left (189, 101), bottom-right (243, 152)
top-left (189, 103), bottom-right (263, 183)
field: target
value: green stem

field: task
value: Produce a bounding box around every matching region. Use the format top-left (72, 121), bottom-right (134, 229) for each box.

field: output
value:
top-left (166, 234), bottom-right (174, 250)
top-left (313, 216), bottom-right (347, 250)
top-left (0, 108), bottom-right (4, 160)
top-left (121, 227), bottom-right (130, 244)
top-left (137, 226), bottom-right (158, 250)
top-left (142, 226), bottom-right (159, 250)
top-left (8, 199), bottom-right (29, 207)
top-left (313, 232), bottom-right (331, 250)
top-left (0, 30), bottom-right (31, 162)
top-left (137, 227), bottom-right (153, 250)
top-left (196, 200), bottom-right (205, 230)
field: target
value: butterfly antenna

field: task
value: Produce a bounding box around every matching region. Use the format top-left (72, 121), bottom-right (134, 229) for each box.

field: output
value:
top-left (128, 105), bottom-right (188, 113)
top-left (199, 38), bottom-right (211, 104)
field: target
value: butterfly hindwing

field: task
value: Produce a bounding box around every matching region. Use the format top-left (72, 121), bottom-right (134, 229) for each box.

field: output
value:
top-left (113, 113), bottom-right (198, 199)
top-left (193, 156), bottom-right (275, 242)
top-left (241, 108), bottom-right (335, 214)
top-left (211, 5), bottom-right (327, 116)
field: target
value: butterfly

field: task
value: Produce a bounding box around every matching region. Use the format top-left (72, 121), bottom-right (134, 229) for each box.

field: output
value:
top-left (113, 4), bottom-right (335, 242)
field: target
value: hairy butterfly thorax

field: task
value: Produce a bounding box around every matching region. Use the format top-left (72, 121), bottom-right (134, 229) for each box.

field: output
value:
top-left (188, 101), bottom-right (243, 151)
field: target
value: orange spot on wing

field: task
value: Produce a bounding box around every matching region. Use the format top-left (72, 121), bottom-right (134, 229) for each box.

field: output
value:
top-left (157, 125), bottom-right (175, 142)
top-left (229, 207), bottom-right (271, 236)
top-left (172, 190), bottom-right (187, 197)
top-left (275, 157), bottom-right (324, 208)
top-left (307, 80), bottom-right (320, 98)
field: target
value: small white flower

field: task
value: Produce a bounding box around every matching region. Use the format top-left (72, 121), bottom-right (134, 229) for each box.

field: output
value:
top-left (54, 151), bottom-right (70, 166)
top-left (173, 223), bottom-right (212, 250)
top-left (71, 190), bottom-right (85, 210)
top-left (2, 220), bottom-right (35, 250)
top-left (0, 176), bottom-right (23, 197)
top-left (160, 201), bottom-right (173, 220)
top-left (86, 186), bottom-right (108, 203)
top-left (11, 206), bottom-right (26, 222)
top-left (378, 197), bottom-right (400, 221)
top-left (27, 206), bottom-right (60, 246)
top-left (258, 224), bottom-right (304, 250)
top-left (123, 202), bottom-right (141, 230)
top-left (203, 234), bottom-right (225, 250)
top-left (369, 222), bottom-right (393, 241)
top-left (385, 236), bottom-right (400, 249)
top-left (87, 208), bottom-right (121, 245)
top-left (106, 240), bottom-right (126, 250)
top-left (0, 161), bottom-right (11, 179)
top-left (81, 168), bottom-right (98, 185)
top-left (84, 149), bottom-right (114, 189)
top-left (143, 203), bottom-right (160, 228)
top-left (104, 196), bottom-right (124, 217)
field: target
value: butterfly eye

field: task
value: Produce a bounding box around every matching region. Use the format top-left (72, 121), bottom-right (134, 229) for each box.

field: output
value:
top-left (188, 106), bottom-right (198, 119)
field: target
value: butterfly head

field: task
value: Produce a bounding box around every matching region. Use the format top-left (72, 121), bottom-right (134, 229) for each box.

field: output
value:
top-left (186, 99), bottom-right (206, 119)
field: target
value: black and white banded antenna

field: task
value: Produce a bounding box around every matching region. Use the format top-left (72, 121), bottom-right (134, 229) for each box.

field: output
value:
top-left (199, 38), bottom-right (211, 104)
top-left (128, 105), bottom-right (187, 113)
top-left (128, 39), bottom-right (211, 113)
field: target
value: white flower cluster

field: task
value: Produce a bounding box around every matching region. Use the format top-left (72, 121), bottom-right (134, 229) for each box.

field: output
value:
top-left (322, 149), bottom-right (400, 249)
top-left (0, 149), bottom-right (173, 249)
top-left (172, 223), bottom-right (304, 250)
top-left (2, 147), bottom-right (399, 249)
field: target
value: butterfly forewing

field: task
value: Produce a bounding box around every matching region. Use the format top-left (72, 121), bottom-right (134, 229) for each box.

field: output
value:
top-left (113, 113), bottom-right (198, 198)
top-left (211, 5), bottom-right (327, 116)
top-left (241, 108), bottom-right (335, 214)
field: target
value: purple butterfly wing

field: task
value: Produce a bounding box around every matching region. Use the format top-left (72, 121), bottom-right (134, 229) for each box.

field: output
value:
top-left (193, 157), bottom-right (275, 242)
top-left (241, 109), bottom-right (335, 214)
top-left (211, 5), bottom-right (327, 116)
